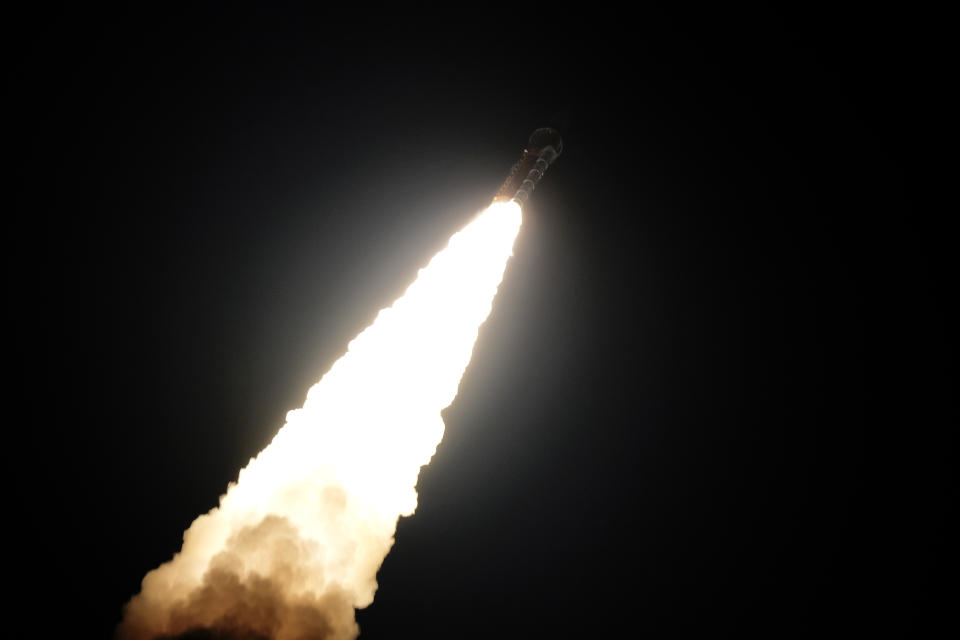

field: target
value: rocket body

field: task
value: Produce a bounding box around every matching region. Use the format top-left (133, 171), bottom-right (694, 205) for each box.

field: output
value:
top-left (493, 128), bottom-right (563, 206)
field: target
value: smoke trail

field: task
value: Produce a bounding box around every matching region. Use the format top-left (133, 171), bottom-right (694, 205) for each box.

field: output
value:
top-left (118, 202), bottom-right (523, 640)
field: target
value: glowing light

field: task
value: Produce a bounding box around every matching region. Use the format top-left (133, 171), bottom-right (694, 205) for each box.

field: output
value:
top-left (118, 201), bottom-right (523, 640)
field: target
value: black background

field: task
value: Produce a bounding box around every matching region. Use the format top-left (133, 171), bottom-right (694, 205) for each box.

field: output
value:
top-left (12, 7), bottom-right (954, 638)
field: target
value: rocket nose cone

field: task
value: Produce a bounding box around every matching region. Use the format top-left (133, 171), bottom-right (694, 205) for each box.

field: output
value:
top-left (528, 127), bottom-right (563, 156)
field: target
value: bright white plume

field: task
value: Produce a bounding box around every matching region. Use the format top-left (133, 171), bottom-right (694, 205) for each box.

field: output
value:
top-left (118, 201), bottom-right (523, 640)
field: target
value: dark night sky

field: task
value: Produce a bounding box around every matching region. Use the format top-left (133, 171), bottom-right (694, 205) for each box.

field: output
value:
top-left (12, 7), bottom-right (954, 638)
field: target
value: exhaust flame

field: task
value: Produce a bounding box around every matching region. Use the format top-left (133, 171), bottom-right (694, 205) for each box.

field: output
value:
top-left (118, 201), bottom-right (523, 640)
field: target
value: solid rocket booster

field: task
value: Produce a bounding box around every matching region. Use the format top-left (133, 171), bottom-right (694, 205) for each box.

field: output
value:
top-left (493, 128), bottom-right (563, 207)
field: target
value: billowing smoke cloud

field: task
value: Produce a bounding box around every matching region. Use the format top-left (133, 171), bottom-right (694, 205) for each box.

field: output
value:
top-left (118, 202), bottom-right (523, 640)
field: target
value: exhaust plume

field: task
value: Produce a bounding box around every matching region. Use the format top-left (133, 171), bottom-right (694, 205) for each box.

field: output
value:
top-left (118, 201), bottom-right (523, 640)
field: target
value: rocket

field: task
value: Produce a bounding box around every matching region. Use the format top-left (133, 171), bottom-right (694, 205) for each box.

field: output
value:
top-left (493, 128), bottom-right (563, 207)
